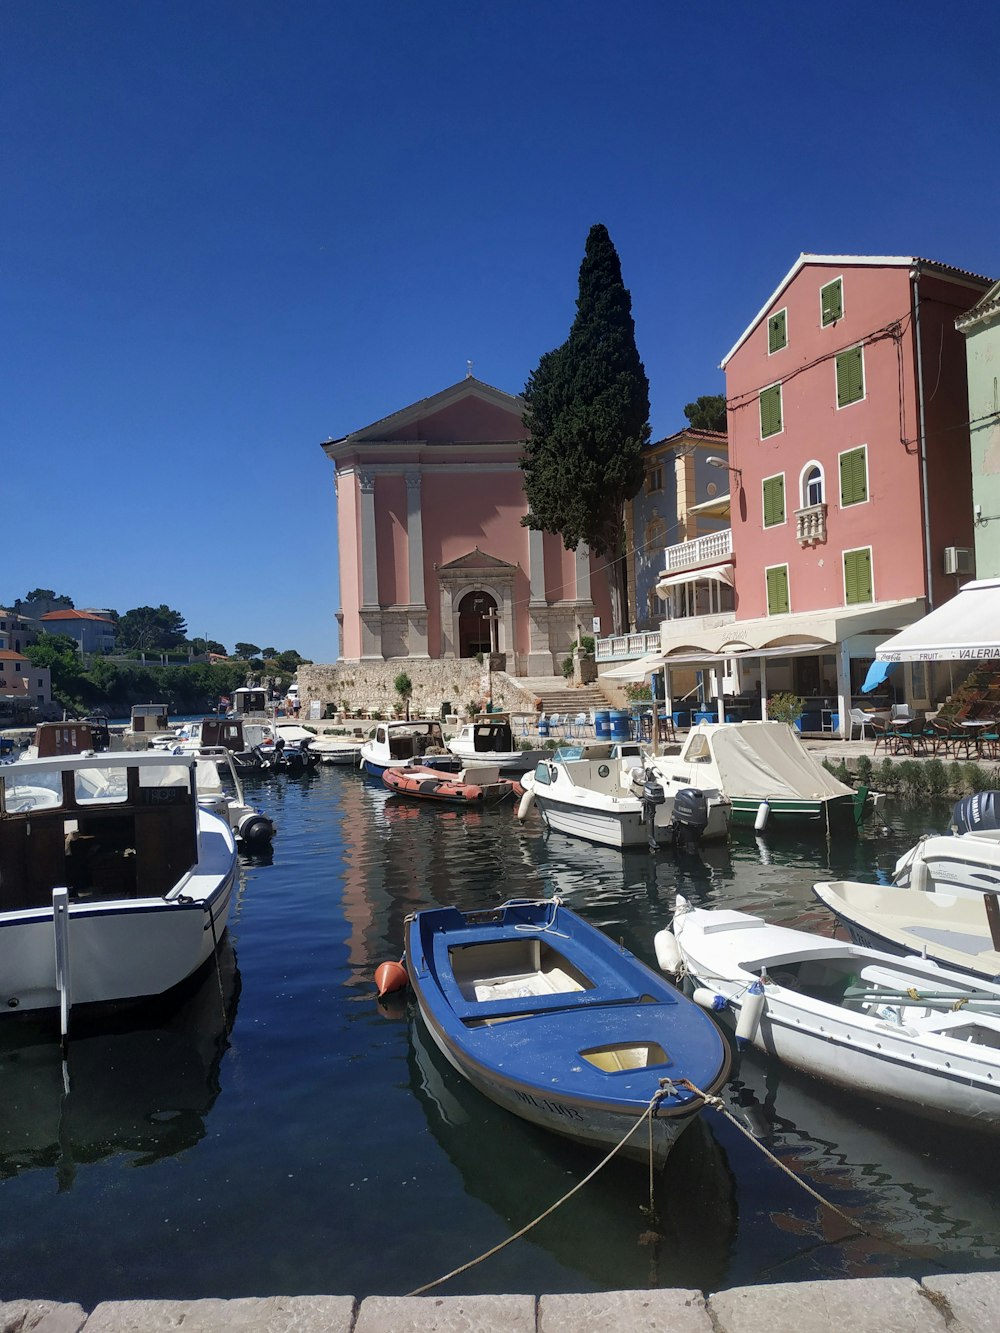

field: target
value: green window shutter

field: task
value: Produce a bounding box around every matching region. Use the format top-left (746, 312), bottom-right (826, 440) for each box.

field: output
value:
top-left (762, 475), bottom-right (785, 526)
top-left (760, 383), bottom-right (782, 437)
top-left (839, 447), bottom-right (868, 506)
top-left (844, 549), bottom-right (873, 605)
top-left (836, 346), bottom-right (864, 407)
top-left (768, 309), bottom-right (787, 353)
top-left (766, 565), bottom-right (789, 615)
top-left (821, 279), bottom-right (843, 326)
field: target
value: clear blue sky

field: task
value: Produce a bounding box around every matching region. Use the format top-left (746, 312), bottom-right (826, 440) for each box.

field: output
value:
top-left (4, 1), bottom-right (997, 663)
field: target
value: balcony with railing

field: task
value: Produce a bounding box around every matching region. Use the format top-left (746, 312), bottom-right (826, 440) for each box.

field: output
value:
top-left (663, 528), bottom-right (733, 572)
top-left (795, 503), bottom-right (827, 547)
top-left (595, 630), bottom-right (662, 663)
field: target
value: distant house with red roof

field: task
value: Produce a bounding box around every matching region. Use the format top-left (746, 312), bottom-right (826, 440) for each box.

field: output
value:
top-left (39, 608), bottom-right (117, 655)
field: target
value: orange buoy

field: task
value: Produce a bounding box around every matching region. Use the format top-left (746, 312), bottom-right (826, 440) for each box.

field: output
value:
top-left (375, 960), bottom-right (408, 997)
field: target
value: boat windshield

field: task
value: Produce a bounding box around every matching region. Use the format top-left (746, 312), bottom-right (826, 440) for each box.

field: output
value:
top-left (2, 767), bottom-right (64, 812)
top-left (553, 745), bottom-right (584, 761)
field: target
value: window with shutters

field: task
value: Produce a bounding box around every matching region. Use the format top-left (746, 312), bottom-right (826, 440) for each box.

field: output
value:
top-left (839, 445), bottom-right (868, 507)
top-left (647, 465), bottom-right (663, 493)
top-left (759, 383), bottom-right (782, 437)
top-left (843, 547), bottom-right (873, 605)
top-left (762, 473), bottom-right (785, 527)
top-left (836, 345), bottom-right (865, 407)
top-left (765, 565), bottom-right (790, 615)
top-left (821, 277), bottom-right (843, 327)
top-left (768, 308), bottom-right (787, 354)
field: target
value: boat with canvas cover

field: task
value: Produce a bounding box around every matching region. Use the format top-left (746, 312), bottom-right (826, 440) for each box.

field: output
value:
top-left (647, 721), bottom-right (865, 830)
top-left (404, 898), bottom-right (731, 1165)
top-left (382, 762), bottom-right (519, 806)
top-left (0, 751), bottom-right (238, 1038)
top-left (517, 741), bottom-right (728, 850)
top-left (662, 894), bottom-right (1000, 1132)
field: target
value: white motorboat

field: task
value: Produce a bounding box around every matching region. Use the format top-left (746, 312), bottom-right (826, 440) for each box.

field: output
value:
top-left (646, 721), bottom-right (864, 831)
top-left (661, 894), bottom-right (1000, 1133)
top-left (517, 741), bottom-right (729, 850)
top-left (446, 716), bottom-right (547, 774)
top-left (0, 751), bottom-right (238, 1039)
top-left (311, 740), bottom-right (363, 766)
top-left (814, 795), bottom-right (1000, 980)
top-left (359, 719), bottom-right (456, 777)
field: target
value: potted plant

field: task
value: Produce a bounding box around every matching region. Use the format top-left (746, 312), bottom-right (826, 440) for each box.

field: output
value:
top-left (768, 691), bottom-right (806, 728)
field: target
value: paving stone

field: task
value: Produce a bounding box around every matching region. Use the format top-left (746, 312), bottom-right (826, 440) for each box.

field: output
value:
top-left (539, 1289), bottom-right (712, 1333)
top-left (0, 1302), bottom-right (87, 1333)
top-left (354, 1294), bottom-right (536, 1333)
top-left (82, 1297), bottom-right (355, 1333)
top-left (708, 1277), bottom-right (948, 1333)
top-left (921, 1272), bottom-right (1000, 1333)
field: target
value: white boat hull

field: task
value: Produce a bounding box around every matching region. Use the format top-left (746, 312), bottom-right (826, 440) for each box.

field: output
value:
top-left (673, 899), bottom-right (1000, 1132)
top-left (533, 791), bottom-right (729, 849)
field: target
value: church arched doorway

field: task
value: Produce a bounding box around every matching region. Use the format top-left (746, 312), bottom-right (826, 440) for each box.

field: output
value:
top-left (457, 590), bottom-right (498, 658)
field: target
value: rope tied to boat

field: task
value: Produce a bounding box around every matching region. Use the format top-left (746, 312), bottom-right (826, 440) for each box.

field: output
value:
top-left (405, 1084), bottom-right (670, 1297)
top-left (677, 1078), bottom-right (872, 1237)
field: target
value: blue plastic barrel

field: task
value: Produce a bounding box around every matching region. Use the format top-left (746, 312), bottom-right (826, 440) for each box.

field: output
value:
top-left (609, 709), bottom-right (630, 741)
top-left (594, 709), bottom-right (611, 740)
top-left (538, 718), bottom-right (550, 737)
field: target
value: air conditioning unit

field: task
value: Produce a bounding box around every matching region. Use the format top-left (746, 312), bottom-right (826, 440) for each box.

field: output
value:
top-left (943, 546), bottom-right (974, 576)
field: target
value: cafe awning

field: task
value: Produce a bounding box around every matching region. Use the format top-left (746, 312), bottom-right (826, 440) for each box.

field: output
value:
top-left (601, 650), bottom-right (668, 681)
top-left (875, 579), bottom-right (1000, 663)
top-left (656, 563), bottom-right (735, 591)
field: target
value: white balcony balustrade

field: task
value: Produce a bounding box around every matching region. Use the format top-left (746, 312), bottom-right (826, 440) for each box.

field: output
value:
top-left (795, 503), bottom-right (828, 547)
top-left (662, 528), bottom-right (733, 572)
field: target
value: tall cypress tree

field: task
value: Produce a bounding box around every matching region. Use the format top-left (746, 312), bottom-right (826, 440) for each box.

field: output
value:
top-left (521, 224), bottom-right (650, 634)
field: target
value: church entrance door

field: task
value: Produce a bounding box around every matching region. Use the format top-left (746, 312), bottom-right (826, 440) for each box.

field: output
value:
top-left (457, 591), bottom-right (498, 658)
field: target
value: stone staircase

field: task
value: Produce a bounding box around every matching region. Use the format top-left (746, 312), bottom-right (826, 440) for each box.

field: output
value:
top-left (512, 681), bottom-right (612, 717)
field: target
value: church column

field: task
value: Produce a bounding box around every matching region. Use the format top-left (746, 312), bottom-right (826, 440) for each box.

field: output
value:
top-left (527, 526), bottom-right (552, 675)
top-left (405, 472), bottom-right (429, 657)
top-left (358, 470), bottom-right (382, 659)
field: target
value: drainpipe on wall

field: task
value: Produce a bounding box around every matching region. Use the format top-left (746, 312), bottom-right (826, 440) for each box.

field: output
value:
top-left (911, 265), bottom-right (935, 610)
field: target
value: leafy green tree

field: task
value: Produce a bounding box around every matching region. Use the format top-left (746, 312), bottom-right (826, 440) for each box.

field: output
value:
top-left (25, 633), bottom-right (86, 710)
top-left (261, 647), bottom-right (277, 659)
top-left (116, 605), bottom-right (187, 652)
top-left (276, 649), bottom-right (310, 671)
top-left (185, 637), bottom-right (227, 656)
top-left (683, 395), bottom-right (728, 432)
top-left (521, 223), bottom-right (649, 633)
top-left (234, 642), bottom-right (261, 660)
top-left (394, 670), bottom-right (413, 720)
top-left (22, 588), bottom-right (74, 606)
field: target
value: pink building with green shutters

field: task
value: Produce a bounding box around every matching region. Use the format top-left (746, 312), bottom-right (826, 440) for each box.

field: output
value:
top-left (322, 377), bottom-right (611, 672)
top-left (649, 255), bottom-right (993, 730)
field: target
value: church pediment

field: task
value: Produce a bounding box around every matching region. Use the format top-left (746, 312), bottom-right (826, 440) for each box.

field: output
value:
top-left (324, 378), bottom-right (526, 452)
top-left (438, 547), bottom-right (518, 573)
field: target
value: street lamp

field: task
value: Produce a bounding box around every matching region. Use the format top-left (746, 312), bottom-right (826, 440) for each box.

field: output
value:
top-left (706, 455), bottom-right (742, 488)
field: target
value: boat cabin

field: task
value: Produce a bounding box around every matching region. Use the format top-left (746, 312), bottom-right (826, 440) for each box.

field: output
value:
top-left (0, 754), bottom-right (199, 911)
top-left (460, 719), bottom-right (517, 754)
top-left (29, 721), bottom-right (108, 758)
top-left (197, 717), bottom-right (250, 752)
top-left (231, 688), bottom-right (268, 717)
top-left (372, 719), bottom-right (447, 762)
top-left (130, 704), bottom-right (170, 734)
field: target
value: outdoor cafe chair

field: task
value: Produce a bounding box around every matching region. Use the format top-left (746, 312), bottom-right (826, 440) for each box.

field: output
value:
top-left (848, 708), bottom-right (875, 740)
top-left (869, 716), bottom-right (895, 756)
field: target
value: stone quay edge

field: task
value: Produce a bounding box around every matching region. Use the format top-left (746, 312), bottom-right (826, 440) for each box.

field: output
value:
top-left (4, 1273), bottom-right (1000, 1333)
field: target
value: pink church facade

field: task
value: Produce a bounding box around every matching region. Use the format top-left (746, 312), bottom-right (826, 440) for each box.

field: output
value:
top-left (322, 378), bottom-right (611, 673)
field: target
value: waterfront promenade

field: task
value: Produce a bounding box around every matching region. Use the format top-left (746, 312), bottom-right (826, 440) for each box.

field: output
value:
top-left (7, 1272), bottom-right (999, 1332)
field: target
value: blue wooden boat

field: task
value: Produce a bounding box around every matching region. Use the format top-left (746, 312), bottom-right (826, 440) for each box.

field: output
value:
top-left (404, 899), bottom-right (731, 1165)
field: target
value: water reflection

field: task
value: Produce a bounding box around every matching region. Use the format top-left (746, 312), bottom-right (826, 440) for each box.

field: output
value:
top-left (0, 940), bottom-right (239, 1190)
top-left (408, 1011), bottom-right (738, 1293)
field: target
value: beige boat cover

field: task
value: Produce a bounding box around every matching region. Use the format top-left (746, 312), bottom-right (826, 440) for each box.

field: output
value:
top-left (692, 722), bottom-right (853, 801)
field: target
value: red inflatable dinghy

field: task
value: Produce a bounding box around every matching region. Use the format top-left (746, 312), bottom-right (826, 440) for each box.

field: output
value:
top-left (381, 764), bottom-right (517, 806)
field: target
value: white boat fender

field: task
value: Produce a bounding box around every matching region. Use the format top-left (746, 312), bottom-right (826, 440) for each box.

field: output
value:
top-left (517, 787), bottom-right (536, 822)
top-left (237, 811), bottom-right (275, 850)
top-left (653, 927), bottom-right (682, 975)
top-left (910, 858), bottom-right (930, 894)
top-left (735, 978), bottom-right (766, 1046)
top-left (754, 799), bottom-right (770, 832)
top-left (692, 986), bottom-right (729, 1013)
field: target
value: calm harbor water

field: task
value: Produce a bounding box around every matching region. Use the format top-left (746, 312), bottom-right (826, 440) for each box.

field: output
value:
top-left (3, 765), bottom-right (1000, 1303)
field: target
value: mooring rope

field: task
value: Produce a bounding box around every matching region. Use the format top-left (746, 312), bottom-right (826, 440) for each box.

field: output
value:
top-left (405, 1081), bottom-right (677, 1296)
top-left (676, 1078), bottom-right (872, 1237)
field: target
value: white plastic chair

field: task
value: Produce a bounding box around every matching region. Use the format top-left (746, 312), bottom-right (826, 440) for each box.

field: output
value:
top-left (570, 711), bottom-right (590, 739)
top-left (848, 708), bottom-right (874, 739)
top-left (891, 704), bottom-right (913, 721)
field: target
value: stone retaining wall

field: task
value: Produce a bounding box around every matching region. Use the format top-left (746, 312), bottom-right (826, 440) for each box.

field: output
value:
top-left (7, 1272), bottom-right (998, 1332)
top-left (297, 662), bottom-right (542, 721)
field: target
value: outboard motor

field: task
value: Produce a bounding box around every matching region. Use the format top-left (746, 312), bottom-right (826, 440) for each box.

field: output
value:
top-left (671, 787), bottom-right (710, 852)
top-left (951, 791), bottom-right (1000, 836)
top-left (237, 811), bottom-right (276, 850)
top-left (640, 776), bottom-right (666, 851)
